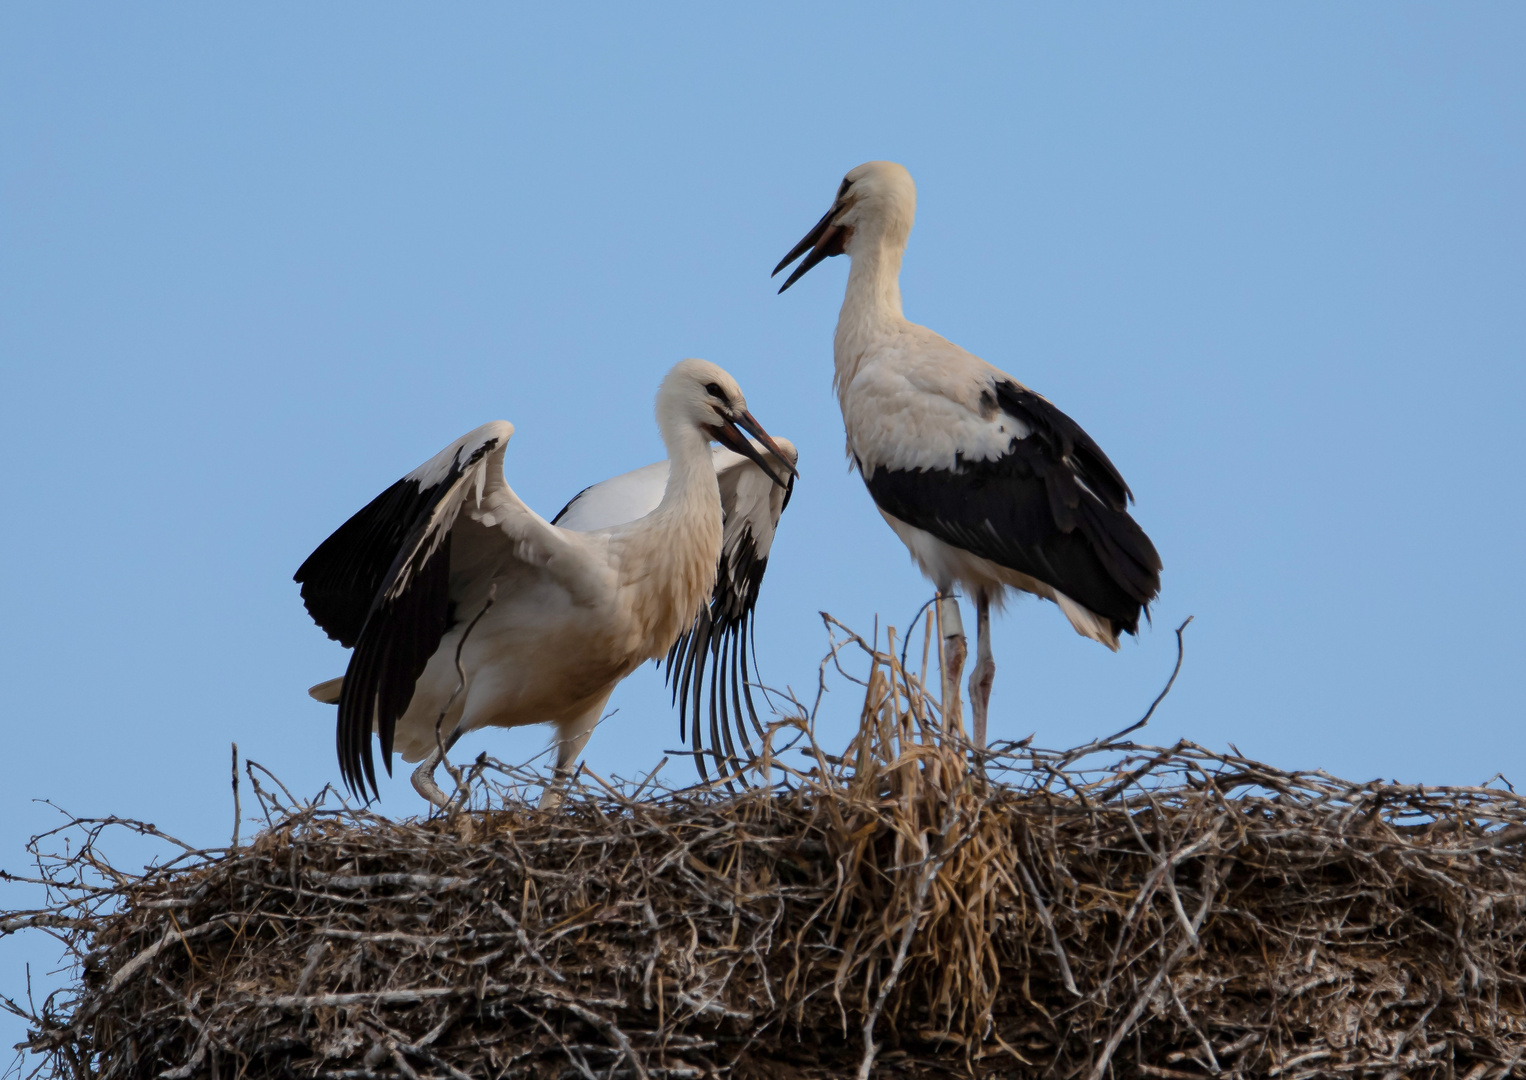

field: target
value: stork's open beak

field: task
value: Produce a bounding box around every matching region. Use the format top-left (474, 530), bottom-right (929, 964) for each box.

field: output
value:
top-left (772, 192), bottom-right (851, 293)
top-left (708, 411), bottom-right (797, 489)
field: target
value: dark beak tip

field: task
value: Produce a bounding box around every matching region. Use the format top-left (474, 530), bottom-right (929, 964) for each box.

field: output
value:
top-left (773, 200), bottom-right (843, 291)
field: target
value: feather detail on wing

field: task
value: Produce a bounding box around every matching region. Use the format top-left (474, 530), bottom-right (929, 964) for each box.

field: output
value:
top-left (295, 422), bottom-right (535, 801)
top-left (550, 459), bottom-right (670, 531)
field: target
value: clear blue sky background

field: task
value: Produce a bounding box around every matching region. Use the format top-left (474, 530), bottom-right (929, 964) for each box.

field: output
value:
top-left (3, 4), bottom-right (1523, 1056)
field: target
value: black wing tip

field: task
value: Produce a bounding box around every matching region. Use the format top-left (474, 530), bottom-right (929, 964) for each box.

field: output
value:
top-left (1116, 590), bottom-right (1163, 640)
top-left (667, 615), bottom-right (766, 781)
top-left (667, 526), bottom-right (780, 776)
top-left (336, 678), bottom-right (380, 805)
top-left (331, 530), bottom-right (454, 807)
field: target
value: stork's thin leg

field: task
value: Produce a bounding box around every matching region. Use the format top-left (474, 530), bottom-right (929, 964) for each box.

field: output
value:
top-left (411, 746), bottom-right (453, 810)
top-left (410, 724), bottom-right (468, 810)
top-left (938, 592), bottom-right (967, 734)
top-left (968, 591), bottom-right (995, 750)
top-left (539, 696), bottom-right (610, 810)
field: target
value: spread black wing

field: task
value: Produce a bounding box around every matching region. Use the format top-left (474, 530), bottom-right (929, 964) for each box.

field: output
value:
top-left (294, 423), bottom-right (510, 800)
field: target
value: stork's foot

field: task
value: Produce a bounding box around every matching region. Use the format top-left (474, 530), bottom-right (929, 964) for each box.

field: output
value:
top-left (410, 748), bottom-right (454, 810)
top-left (538, 781), bottom-right (566, 811)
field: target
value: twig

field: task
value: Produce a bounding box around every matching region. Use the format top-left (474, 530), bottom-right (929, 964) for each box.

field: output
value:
top-left (1057, 616), bottom-right (1193, 770)
top-left (899, 594), bottom-right (940, 675)
top-left (1087, 857), bottom-right (1220, 1080)
top-left (435, 584), bottom-right (498, 809)
top-left (230, 743), bottom-right (241, 852)
top-left (856, 805), bottom-right (964, 1080)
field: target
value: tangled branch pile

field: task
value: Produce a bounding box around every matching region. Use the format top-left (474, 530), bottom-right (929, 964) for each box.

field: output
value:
top-left (6, 618), bottom-right (1526, 1079)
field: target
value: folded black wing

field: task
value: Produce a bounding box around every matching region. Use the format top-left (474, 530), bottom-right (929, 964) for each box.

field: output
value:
top-left (863, 381), bottom-right (1160, 635)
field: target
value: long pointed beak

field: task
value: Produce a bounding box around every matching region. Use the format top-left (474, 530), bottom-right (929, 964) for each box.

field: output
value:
top-left (709, 411), bottom-right (797, 489)
top-left (772, 199), bottom-right (849, 293)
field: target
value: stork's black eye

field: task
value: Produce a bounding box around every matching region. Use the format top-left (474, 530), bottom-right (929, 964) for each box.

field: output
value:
top-left (705, 382), bottom-right (727, 401)
top-left (837, 177), bottom-right (852, 197)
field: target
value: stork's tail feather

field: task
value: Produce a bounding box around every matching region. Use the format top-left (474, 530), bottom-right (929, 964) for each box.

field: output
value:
top-left (1051, 594), bottom-right (1121, 651)
top-left (308, 677), bottom-right (344, 705)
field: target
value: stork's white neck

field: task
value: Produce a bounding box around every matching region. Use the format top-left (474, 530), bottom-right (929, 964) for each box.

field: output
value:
top-left (833, 224), bottom-right (909, 401)
top-left (612, 414), bottom-right (722, 657)
top-left (655, 421), bottom-right (720, 517)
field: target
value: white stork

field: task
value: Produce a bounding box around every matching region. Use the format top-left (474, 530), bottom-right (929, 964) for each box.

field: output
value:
top-left (773, 161), bottom-right (1161, 748)
top-left (549, 438), bottom-right (796, 778)
top-left (295, 359), bottom-right (796, 808)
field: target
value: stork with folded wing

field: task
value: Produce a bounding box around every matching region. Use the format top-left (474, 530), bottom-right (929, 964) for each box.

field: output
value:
top-left (775, 161), bottom-right (1161, 748)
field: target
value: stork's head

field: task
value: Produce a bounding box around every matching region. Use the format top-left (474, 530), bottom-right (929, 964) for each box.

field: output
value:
top-left (773, 161), bottom-right (917, 292)
top-left (657, 358), bottom-right (795, 488)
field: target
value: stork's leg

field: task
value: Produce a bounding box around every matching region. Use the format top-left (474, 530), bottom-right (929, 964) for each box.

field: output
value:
top-left (968, 591), bottom-right (995, 751)
top-left (938, 592), bottom-right (967, 734)
top-left (410, 746), bottom-right (453, 810)
top-left (410, 726), bottom-right (467, 810)
top-left (539, 693), bottom-right (612, 810)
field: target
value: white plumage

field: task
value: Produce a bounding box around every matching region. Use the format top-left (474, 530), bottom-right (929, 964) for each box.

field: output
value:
top-left (295, 359), bottom-right (795, 807)
top-left (775, 161), bottom-right (1161, 748)
top-left (550, 441), bottom-right (797, 776)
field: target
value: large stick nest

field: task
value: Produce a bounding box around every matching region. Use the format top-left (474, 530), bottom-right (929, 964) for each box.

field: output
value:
top-left (6, 618), bottom-right (1526, 1079)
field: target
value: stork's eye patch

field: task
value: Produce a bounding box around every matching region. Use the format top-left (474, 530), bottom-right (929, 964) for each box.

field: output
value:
top-left (705, 382), bottom-right (727, 401)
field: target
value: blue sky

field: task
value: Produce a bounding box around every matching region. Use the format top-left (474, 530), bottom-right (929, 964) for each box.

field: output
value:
top-left (3, 4), bottom-right (1523, 1054)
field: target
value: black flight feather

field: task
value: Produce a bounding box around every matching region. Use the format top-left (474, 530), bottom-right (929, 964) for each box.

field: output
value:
top-left (297, 437), bottom-right (499, 801)
top-left (295, 476), bottom-right (444, 648)
top-left (662, 471), bottom-right (788, 776)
